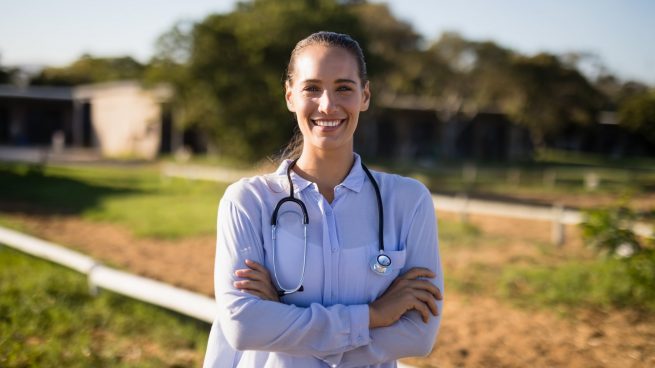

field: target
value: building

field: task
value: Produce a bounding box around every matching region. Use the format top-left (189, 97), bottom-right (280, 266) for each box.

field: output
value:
top-left (0, 81), bottom-right (177, 159)
top-left (356, 94), bottom-right (534, 162)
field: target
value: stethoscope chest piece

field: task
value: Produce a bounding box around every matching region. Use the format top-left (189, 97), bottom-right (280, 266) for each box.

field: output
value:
top-left (370, 253), bottom-right (392, 275)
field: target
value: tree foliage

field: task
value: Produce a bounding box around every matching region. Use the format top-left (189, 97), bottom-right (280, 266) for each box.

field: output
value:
top-left (152, 0), bottom-right (365, 160)
top-left (0, 67), bottom-right (16, 84)
top-left (0, 54), bottom-right (19, 84)
top-left (427, 34), bottom-right (604, 145)
top-left (619, 91), bottom-right (655, 144)
top-left (30, 55), bottom-right (145, 86)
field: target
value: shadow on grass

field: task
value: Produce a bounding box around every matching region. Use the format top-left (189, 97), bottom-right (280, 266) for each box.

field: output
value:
top-left (0, 164), bottom-right (140, 215)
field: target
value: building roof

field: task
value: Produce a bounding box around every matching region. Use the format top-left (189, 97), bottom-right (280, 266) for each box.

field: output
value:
top-left (0, 84), bottom-right (73, 101)
top-left (0, 81), bottom-right (172, 103)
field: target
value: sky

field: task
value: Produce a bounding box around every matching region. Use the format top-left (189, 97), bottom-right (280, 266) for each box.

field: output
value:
top-left (1, 0), bottom-right (654, 85)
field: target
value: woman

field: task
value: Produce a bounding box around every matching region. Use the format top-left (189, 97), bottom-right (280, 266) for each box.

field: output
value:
top-left (204, 31), bottom-right (443, 368)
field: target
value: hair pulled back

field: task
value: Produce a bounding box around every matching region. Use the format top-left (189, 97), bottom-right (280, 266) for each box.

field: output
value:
top-left (280, 31), bottom-right (368, 161)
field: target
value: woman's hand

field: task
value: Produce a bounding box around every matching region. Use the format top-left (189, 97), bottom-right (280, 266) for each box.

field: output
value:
top-left (368, 267), bottom-right (442, 328)
top-left (234, 259), bottom-right (280, 302)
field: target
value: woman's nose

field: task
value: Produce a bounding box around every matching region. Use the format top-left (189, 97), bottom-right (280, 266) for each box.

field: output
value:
top-left (318, 90), bottom-right (337, 113)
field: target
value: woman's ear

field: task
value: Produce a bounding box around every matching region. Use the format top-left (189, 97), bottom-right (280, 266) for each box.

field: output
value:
top-left (285, 82), bottom-right (295, 112)
top-left (360, 81), bottom-right (371, 112)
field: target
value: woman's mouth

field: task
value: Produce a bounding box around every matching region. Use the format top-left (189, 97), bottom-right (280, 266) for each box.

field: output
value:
top-left (311, 119), bottom-right (345, 128)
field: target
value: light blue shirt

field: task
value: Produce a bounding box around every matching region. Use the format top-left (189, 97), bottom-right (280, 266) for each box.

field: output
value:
top-left (204, 154), bottom-right (443, 368)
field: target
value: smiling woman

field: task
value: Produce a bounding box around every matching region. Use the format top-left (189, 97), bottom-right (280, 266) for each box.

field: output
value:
top-left (203, 31), bottom-right (443, 368)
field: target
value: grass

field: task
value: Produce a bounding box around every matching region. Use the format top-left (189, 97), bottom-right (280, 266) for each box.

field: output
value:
top-left (0, 245), bottom-right (209, 367)
top-left (372, 149), bottom-right (655, 202)
top-left (535, 148), bottom-right (655, 169)
top-left (0, 163), bottom-right (228, 238)
top-left (437, 219), bottom-right (483, 248)
top-left (436, 216), bottom-right (655, 313)
top-left (499, 249), bottom-right (655, 312)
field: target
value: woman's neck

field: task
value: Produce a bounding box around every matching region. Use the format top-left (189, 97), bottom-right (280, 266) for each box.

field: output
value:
top-left (294, 147), bottom-right (354, 203)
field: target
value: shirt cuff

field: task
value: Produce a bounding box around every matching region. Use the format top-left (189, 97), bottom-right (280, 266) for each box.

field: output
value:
top-left (349, 304), bottom-right (371, 347)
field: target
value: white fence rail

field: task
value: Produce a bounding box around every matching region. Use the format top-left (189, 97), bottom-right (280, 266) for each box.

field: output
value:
top-left (431, 193), bottom-right (653, 244)
top-left (0, 226), bottom-right (216, 324)
top-left (162, 164), bottom-right (654, 244)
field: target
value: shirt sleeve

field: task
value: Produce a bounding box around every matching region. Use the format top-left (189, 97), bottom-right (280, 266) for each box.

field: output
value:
top-left (316, 187), bottom-right (443, 367)
top-left (212, 192), bottom-right (371, 357)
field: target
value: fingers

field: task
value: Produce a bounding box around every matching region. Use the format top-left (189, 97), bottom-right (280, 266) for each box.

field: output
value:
top-left (234, 260), bottom-right (279, 302)
top-left (234, 279), bottom-right (278, 301)
top-left (234, 259), bottom-right (272, 282)
top-left (410, 279), bottom-right (443, 300)
top-left (400, 267), bottom-right (436, 280)
top-left (235, 268), bottom-right (269, 283)
top-left (395, 267), bottom-right (443, 301)
top-left (412, 289), bottom-right (439, 317)
top-left (381, 269), bottom-right (442, 325)
top-left (245, 259), bottom-right (268, 273)
top-left (412, 297), bottom-right (432, 323)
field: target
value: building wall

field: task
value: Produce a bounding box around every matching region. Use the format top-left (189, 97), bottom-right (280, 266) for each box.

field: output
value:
top-left (76, 82), bottom-right (167, 159)
top-left (0, 82), bottom-right (173, 160)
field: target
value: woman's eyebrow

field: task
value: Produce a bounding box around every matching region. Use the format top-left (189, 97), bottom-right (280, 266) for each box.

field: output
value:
top-left (300, 78), bottom-right (357, 85)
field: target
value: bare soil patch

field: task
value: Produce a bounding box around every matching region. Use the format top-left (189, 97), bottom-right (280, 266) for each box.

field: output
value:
top-left (2, 211), bottom-right (653, 368)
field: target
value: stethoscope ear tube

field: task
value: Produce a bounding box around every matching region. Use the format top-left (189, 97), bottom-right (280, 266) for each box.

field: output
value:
top-left (271, 197), bottom-right (309, 226)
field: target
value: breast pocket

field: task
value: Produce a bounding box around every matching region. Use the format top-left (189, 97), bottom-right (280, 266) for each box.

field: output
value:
top-left (365, 246), bottom-right (407, 301)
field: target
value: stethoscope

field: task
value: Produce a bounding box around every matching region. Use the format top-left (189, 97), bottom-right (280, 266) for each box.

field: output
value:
top-left (270, 159), bottom-right (391, 296)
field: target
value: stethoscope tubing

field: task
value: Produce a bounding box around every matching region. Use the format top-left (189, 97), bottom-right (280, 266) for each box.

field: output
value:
top-left (270, 158), bottom-right (390, 296)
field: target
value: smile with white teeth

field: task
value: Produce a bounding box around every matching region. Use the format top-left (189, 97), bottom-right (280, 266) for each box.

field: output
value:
top-left (312, 119), bottom-right (343, 127)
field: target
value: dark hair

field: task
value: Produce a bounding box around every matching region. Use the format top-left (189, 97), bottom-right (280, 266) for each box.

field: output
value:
top-left (281, 31), bottom-right (368, 161)
top-left (286, 31), bottom-right (367, 87)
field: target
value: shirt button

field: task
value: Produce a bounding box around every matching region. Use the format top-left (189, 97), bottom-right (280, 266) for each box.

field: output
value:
top-left (331, 247), bottom-right (338, 253)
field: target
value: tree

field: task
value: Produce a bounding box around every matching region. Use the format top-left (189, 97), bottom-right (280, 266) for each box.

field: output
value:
top-left (504, 53), bottom-right (604, 145)
top-left (619, 91), bottom-right (655, 144)
top-left (156, 0), bottom-right (365, 161)
top-left (0, 66), bottom-right (17, 84)
top-left (428, 34), bottom-right (604, 146)
top-left (0, 53), bottom-right (18, 84)
top-left (30, 55), bottom-right (145, 86)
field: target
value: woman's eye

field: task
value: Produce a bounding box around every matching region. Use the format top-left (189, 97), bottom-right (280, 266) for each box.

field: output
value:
top-left (337, 86), bottom-right (353, 92)
top-left (303, 86), bottom-right (320, 93)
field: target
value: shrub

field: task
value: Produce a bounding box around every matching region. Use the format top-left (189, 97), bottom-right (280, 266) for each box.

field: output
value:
top-left (580, 205), bottom-right (644, 257)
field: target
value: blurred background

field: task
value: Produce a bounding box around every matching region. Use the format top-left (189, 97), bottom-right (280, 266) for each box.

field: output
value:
top-left (1, 1), bottom-right (653, 367)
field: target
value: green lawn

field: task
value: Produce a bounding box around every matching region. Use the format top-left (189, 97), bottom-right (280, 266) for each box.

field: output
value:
top-left (0, 163), bottom-right (228, 238)
top-left (438, 217), bottom-right (655, 313)
top-left (375, 149), bottom-right (655, 201)
top-left (500, 249), bottom-right (655, 313)
top-left (0, 246), bottom-right (209, 367)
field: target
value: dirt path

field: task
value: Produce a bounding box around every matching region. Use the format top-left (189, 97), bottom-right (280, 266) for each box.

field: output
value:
top-left (2, 212), bottom-right (654, 368)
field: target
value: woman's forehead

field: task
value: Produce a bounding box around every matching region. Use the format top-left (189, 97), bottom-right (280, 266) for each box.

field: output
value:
top-left (293, 45), bottom-right (360, 83)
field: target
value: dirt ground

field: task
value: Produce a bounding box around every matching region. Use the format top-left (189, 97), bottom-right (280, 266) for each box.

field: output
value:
top-left (2, 210), bottom-right (654, 368)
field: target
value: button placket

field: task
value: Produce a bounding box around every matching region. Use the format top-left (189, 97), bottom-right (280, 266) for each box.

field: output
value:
top-left (326, 203), bottom-right (341, 305)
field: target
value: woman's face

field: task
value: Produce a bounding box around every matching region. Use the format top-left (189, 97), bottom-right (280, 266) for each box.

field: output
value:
top-left (285, 45), bottom-right (370, 155)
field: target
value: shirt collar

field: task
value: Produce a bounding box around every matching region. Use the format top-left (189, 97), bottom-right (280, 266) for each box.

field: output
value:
top-left (274, 153), bottom-right (366, 194)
